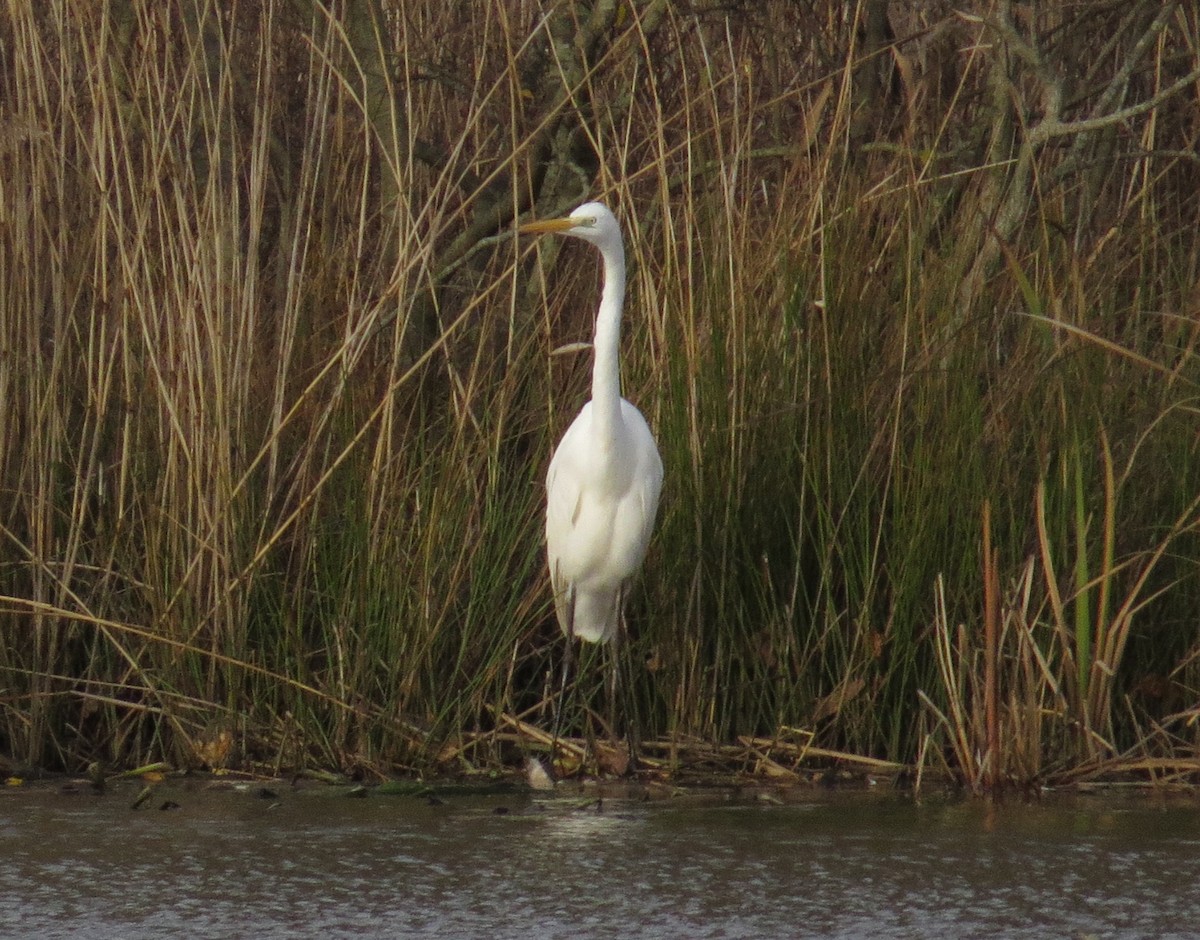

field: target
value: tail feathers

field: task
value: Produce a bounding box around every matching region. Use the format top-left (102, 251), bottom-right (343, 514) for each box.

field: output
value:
top-left (558, 584), bottom-right (622, 644)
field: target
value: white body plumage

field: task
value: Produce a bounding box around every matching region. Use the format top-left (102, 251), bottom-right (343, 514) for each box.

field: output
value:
top-left (521, 202), bottom-right (663, 644)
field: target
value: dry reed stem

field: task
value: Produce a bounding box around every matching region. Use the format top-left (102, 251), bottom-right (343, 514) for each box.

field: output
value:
top-left (0, 3), bottom-right (1197, 783)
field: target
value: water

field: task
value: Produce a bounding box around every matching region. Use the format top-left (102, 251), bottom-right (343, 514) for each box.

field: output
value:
top-left (1, 779), bottom-right (1197, 938)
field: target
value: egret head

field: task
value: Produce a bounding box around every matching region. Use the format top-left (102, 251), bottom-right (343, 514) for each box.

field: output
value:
top-left (519, 201), bottom-right (621, 252)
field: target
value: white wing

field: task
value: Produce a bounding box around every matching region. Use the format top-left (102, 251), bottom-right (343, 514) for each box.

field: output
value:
top-left (546, 399), bottom-right (662, 643)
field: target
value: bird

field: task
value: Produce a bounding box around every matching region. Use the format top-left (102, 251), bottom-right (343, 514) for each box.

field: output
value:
top-left (520, 201), bottom-right (663, 649)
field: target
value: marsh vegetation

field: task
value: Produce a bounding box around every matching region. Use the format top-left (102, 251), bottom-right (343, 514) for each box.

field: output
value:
top-left (1, 1), bottom-right (1198, 792)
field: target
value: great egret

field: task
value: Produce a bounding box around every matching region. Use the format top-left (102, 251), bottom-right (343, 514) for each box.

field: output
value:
top-left (520, 201), bottom-right (663, 648)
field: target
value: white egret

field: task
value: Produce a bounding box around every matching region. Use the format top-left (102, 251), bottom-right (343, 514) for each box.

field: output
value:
top-left (520, 201), bottom-right (663, 648)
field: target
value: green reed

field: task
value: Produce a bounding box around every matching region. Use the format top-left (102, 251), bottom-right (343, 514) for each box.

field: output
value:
top-left (0, 2), bottom-right (1197, 787)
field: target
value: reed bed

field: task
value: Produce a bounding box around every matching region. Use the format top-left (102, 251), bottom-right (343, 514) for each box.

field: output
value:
top-left (1, 1), bottom-right (1198, 791)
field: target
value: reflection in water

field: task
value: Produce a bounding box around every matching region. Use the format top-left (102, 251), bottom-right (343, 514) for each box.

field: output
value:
top-left (0, 783), bottom-right (1197, 938)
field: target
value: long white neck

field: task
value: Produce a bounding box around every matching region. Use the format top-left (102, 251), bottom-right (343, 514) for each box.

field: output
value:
top-left (590, 238), bottom-right (626, 441)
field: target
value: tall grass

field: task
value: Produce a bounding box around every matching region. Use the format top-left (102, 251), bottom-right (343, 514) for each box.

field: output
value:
top-left (0, 1), bottom-right (1197, 786)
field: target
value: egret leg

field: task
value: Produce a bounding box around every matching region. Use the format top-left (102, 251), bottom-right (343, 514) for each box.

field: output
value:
top-left (607, 604), bottom-right (621, 739)
top-left (610, 586), bottom-right (638, 774)
top-left (549, 585), bottom-right (576, 774)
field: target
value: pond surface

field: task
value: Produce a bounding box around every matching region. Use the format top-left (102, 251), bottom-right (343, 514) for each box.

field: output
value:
top-left (0, 777), bottom-right (1197, 938)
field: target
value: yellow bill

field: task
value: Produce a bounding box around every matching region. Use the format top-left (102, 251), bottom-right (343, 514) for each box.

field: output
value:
top-left (519, 216), bottom-right (576, 235)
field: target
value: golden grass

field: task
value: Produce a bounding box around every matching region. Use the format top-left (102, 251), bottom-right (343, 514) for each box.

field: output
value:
top-left (0, 2), bottom-right (1197, 790)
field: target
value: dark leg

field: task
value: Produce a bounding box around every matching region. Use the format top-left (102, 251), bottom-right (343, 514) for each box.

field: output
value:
top-left (612, 585), bottom-right (639, 774)
top-left (549, 585), bottom-right (576, 776)
top-left (608, 607), bottom-right (621, 741)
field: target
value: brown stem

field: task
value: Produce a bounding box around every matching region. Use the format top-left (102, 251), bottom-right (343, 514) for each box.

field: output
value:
top-left (982, 499), bottom-right (1000, 790)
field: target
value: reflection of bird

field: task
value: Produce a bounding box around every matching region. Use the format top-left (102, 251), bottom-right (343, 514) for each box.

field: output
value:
top-left (520, 202), bottom-right (663, 646)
